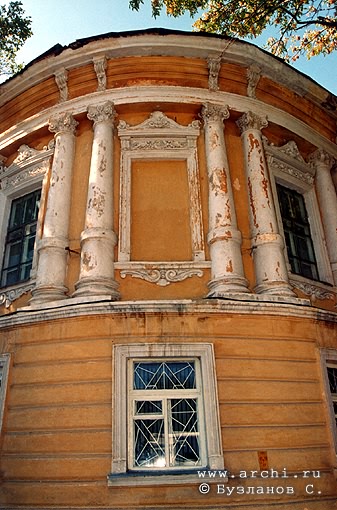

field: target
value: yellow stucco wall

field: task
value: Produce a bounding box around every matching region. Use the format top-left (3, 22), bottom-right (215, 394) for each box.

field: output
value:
top-left (0, 309), bottom-right (336, 508)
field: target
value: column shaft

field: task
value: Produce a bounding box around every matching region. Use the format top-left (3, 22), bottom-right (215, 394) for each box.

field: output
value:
top-left (31, 112), bottom-right (77, 303)
top-left (237, 111), bottom-right (294, 296)
top-left (311, 150), bottom-right (337, 285)
top-left (202, 104), bottom-right (249, 296)
top-left (74, 102), bottom-right (119, 299)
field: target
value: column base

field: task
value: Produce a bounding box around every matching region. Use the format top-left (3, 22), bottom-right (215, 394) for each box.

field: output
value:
top-left (207, 275), bottom-right (251, 297)
top-left (30, 284), bottom-right (69, 305)
top-left (254, 280), bottom-right (296, 297)
top-left (73, 276), bottom-right (120, 300)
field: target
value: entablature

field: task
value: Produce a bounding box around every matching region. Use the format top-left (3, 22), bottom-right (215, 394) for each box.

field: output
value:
top-left (1, 89), bottom-right (336, 159)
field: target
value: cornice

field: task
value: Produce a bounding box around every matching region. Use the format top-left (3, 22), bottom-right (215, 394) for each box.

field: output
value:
top-left (1, 86), bottom-right (336, 158)
top-left (0, 32), bottom-right (335, 119)
top-left (0, 297), bottom-right (336, 329)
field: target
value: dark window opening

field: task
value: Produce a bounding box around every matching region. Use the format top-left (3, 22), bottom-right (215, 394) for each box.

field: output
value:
top-left (276, 184), bottom-right (319, 281)
top-left (327, 364), bottom-right (337, 430)
top-left (1, 190), bottom-right (41, 287)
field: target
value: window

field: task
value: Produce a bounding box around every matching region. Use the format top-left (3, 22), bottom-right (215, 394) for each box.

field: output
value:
top-left (321, 350), bottom-right (337, 453)
top-left (326, 363), bottom-right (337, 430)
top-left (276, 184), bottom-right (318, 280)
top-left (265, 139), bottom-right (333, 286)
top-left (131, 360), bottom-right (205, 470)
top-left (1, 190), bottom-right (41, 287)
top-left (0, 354), bottom-right (10, 432)
top-left (0, 143), bottom-right (53, 303)
top-left (110, 344), bottom-right (224, 485)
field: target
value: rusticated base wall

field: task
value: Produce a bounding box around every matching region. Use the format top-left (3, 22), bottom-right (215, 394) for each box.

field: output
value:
top-left (0, 300), bottom-right (336, 509)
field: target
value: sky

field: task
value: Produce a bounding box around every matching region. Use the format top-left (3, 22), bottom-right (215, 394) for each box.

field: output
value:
top-left (14, 0), bottom-right (337, 94)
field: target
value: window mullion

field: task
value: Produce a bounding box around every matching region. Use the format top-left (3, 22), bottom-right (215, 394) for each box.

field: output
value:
top-left (164, 397), bottom-right (171, 468)
top-left (19, 224), bottom-right (26, 280)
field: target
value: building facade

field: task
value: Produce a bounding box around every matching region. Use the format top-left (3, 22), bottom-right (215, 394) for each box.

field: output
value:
top-left (0, 28), bottom-right (337, 510)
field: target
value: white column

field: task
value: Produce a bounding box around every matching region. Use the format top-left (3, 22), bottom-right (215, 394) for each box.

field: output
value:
top-left (237, 111), bottom-right (295, 296)
top-left (201, 103), bottom-right (250, 296)
top-left (332, 166), bottom-right (337, 193)
top-left (74, 101), bottom-right (119, 299)
top-left (310, 149), bottom-right (337, 285)
top-left (31, 112), bottom-right (77, 303)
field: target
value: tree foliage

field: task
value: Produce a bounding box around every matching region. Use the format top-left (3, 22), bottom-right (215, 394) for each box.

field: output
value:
top-left (129, 0), bottom-right (337, 61)
top-left (0, 1), bottom-right (32, 77)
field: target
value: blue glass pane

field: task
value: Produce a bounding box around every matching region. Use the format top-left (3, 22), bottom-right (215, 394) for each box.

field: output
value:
top-left (134, 361), bottom-right (196, 390)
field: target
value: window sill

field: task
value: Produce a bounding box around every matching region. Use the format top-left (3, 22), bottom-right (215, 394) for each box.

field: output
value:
top-left (0, 280), bottom-right (35, 308)
top-left (290, 274), bottom-right (336, 302)
top-left (107, 469), bottom-right (228, 486)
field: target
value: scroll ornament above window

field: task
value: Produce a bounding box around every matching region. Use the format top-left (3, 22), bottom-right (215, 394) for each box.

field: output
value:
top-left (0, 142), bottom-right (54, 192)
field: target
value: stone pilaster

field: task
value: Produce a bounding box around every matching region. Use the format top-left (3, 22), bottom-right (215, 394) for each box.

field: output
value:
top-left (74, 101), bottom-right (120, 299)
top-left (201, 103), bottom-right (250, 296)
top-left (31, 112), bottom-right (78, 303)
top-left (310, 149), bottom-right (337, 285)
top-left (237, 111), bottom-right (294, 296)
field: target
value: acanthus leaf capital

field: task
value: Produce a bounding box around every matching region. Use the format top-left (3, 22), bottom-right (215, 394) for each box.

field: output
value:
top-left (87, 101), bottom-right (116, 126)
top-left (201, 103), bottom-right (230, 124)
top-left (236, 111), bottom-right (268, 133)
top-left (48, 112), bottom-right (78, 136)
top-left (308, 149), bottom-right (336, 170)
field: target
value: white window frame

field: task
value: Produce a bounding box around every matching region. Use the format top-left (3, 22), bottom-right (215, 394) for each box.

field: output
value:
top-left (265, 139), bottom-right (333, 286)
top-left (0, 143), bottom-right (53, 306)
top-left (115, 111), bottom-right (210, 289)
top-left (129, 358), bottom-right (206, 471)
top-left (109, 343), bottom-right (224, 485)
top-left (321, 349), bottom-right (337, 454)
top-left (0, 354), bottom-right (10, 432)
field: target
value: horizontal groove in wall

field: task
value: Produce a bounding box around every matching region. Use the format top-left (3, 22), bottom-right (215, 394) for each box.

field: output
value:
top-left (223, 443), bottom-right (330, 453)
top-left (12, 333), bottom-right (318, 346)
top-left (13, 353), bottom-right (318, 365)
top-left (10, 378), bottom-right (319, 389)
top-left (2, 479), bottom-right (106, 485)
top-left (11, 379), bottom-right (111, 388)
top-left (0, 474), bottom-right (333, 485)
top-left (13, 337), bottom-right (113, 347)
top-left (221, 422), bottom-right (325, 428)
top-left (216, 356), bottom-right (316, 363)
top-left (5, 427), bottom-right (111, 436)
top-left (217, 377), bottom-right (319, 383)
top-left (13, 357), bottom-right (111, 367)
top-left (219, 399), bottom-right (323, 405)
top-left (1, 453), bottom-right (111, 459)
top-left (2, 479), bottom-right (107, 485)
top-left (8, 401), bottom-right (111, 411)
top-left (8, 398), bottom-right (323, 411)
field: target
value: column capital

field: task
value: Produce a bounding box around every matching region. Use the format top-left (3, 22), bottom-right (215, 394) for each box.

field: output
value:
top-left (308, 149), bottom-right (336, 171)
top-left (236, 111), bottom-right (268, 134)
top-left (87, 101), bottom-right (116, 126)
top-left (48, 112), bottom-right (78, 136)
top-left (201, 103), bottom-right (229, 124)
